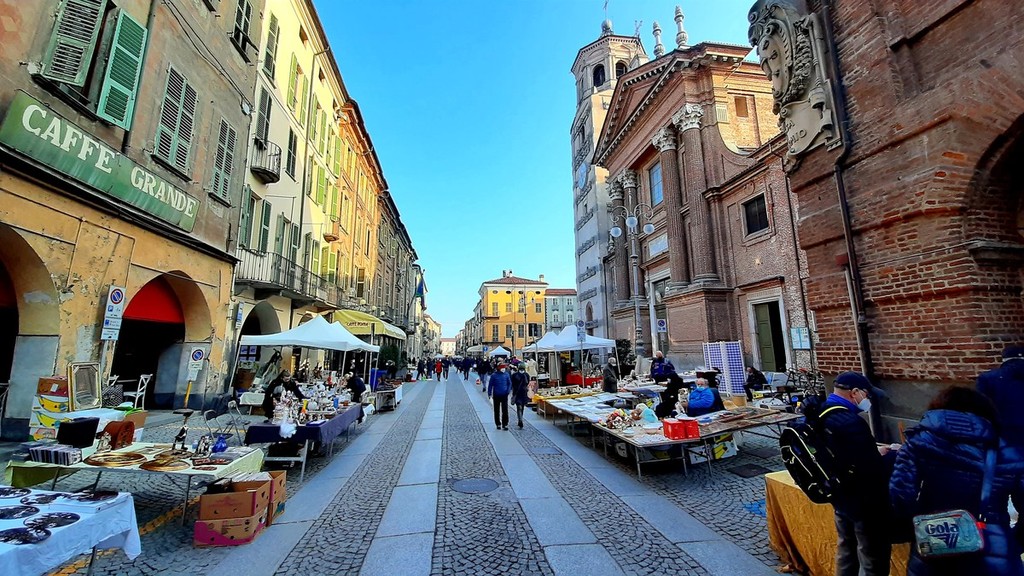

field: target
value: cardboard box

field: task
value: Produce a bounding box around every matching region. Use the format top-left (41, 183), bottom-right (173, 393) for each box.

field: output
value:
top-left (123, 410), bottom-right (148, 430)
top-left (37, 377), bottom-right (69, 398)
top-left (265, 470), bottom-right (287, 525)
top-left (199, 480), bottom-right (270, 521)
top-left (193, 512), bottom-right (265, 547)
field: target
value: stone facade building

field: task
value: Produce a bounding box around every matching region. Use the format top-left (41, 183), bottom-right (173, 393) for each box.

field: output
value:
top-left (593, 11), bottom-right (812, 373)
top-left (544, 288), bottom-right (578, 334)
top-left (0, 0), bottom-right (264, 437)
top-left (747, 0), bottom-right (1024, 433)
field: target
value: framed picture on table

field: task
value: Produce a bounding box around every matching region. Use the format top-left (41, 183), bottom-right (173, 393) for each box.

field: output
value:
top-left (68, 362), bottom-right (102, 411)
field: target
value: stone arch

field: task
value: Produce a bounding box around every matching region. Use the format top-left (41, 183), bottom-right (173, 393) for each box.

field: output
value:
top-left (160, 270), bottom-right (213, 342)
top-left (242, 300), bottom-right (281, 336)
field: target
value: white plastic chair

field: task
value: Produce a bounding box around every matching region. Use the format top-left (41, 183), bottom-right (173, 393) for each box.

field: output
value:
top-left (123, 374), bottom-right (151, 409)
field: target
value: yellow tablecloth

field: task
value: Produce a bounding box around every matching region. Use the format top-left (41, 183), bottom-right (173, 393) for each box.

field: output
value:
top-left (765, 470), bottom-right (909, 576)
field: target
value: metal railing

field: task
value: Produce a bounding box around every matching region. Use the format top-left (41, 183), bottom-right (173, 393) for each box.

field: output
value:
top-left (250, 140), bottom-right (282, 184)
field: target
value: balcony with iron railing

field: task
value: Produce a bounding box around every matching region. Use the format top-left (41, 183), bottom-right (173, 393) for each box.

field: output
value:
top-left (250, 140), bottom-right (282, 184)
top-left (235, 250), bottom-right (327, 305)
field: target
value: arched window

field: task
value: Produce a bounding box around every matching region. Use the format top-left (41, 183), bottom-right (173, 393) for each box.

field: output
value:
top-left (592, 65), bottom-right (606, 88)
top-left (615, 61), bottom-right (627, 78)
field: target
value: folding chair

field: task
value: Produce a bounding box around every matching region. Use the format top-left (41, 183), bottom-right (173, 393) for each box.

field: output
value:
top-left (123, 374), bottom-right (151, 409)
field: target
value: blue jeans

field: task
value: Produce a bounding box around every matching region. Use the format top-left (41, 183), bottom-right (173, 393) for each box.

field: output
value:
top-left (835, 512), bottom-right (891, 576)
top-left (482, 373), bottom-right (490, 391)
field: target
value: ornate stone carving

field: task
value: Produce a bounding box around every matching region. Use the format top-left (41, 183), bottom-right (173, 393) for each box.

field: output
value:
top-left (616, 170), bottom-right (639, 189)
top-left (672, 103), bottom-right (704, 132)
top-left (652, 22), bottom-right (665, 58)
top-left (651, 127), bottom-right (677, 152)
top-left (748, 0), bottom-right (840, 167)
top-left (608, 179), bottom-right (624, 202)
top-left (674, 6), bottom-right (688, 48)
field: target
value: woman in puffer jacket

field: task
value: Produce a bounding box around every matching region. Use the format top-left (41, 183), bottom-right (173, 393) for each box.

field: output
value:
top-left (890, 386), bottom-right (1024, 576)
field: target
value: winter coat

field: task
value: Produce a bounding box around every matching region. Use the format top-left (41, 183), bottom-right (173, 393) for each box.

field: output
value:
top-left (602, 364), bottom-right (619, 394)
top-left (476, 360), bottom-right (492, 375)
top-left (978, 358), bottom-right (1024, 448)
top-left (686, 387), bottom-right (714, 416)
top-left (890, 409), bottom-right (1024, 576)
top-left (651, 358), bottom-right (675, 380)
top-left (346, 376), bottom-right (366, 403)
top-left (510, 371), bottom-right (530, 405)
top-left (434, 361), bottom-right (442, 373)
top-left (488, 370), bottom-right (512, 397)
top-left (816, 394), bottom-right (893, 521)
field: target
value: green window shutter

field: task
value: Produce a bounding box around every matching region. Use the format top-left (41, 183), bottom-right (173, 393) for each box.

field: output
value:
top-left (237, 187), bottom-right (250, 247)
top-left (287, 54), bottom-right (297, 109)
top-left (310, 237), bottom-right (320, 275)
top-left (290, 223), bottom-right (300, 261)
top-left (320, 246), bottom-right (329, 276)
top-left (255, 88), bottom-right (271, 143)
top-left (156, 67), bottom-right (198, 173)
top-left (263, 14), bottom-right (279, 79)
top-left (96, 10), bottom-right (148, 129)
top-left (259, 202), bottom-right (271, 252)
top-left (211, 119), bottom-right (236, 199)
top-left (316, 166), bottom-right (326, 205)
top-left (274, 213), bottom-right (284, 255)
top-left (42, 0), bottom-right (105, 86)
top-left (328, 251), bottom-right (338, 283)
top-left (330, 183), bottom-right (339, 220)
top-left (298, 77), bottom-right (308, 126)
top-left (318, 108), bottom-right (326, 153)
top-left (333, 136), bottom-right (342, 175)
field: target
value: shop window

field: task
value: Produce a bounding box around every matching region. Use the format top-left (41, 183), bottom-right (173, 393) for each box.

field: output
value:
top-left (39, 1), bottom-right (148, 130)
top-left (743, 194), bottom-right (770, 235)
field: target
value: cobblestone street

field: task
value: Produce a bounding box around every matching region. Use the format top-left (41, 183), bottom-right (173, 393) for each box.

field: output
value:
top-left (35, 373), bottom-right (783, 575)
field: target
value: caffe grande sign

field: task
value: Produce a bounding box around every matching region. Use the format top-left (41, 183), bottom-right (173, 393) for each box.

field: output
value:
top-left (0, 91), bottom-right (199, 232)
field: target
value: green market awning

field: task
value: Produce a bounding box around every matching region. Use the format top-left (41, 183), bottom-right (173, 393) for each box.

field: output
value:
top-left (333, 309), bottom-right (407, 341)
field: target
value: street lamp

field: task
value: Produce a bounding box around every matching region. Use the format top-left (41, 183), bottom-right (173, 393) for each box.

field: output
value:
top-left (610, 203), bottom-right (655, 359)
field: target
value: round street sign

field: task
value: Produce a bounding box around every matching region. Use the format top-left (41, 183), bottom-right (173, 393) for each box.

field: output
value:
top-left (191, 348), bottom-right (205, 362)
top-left (109, 288), bottom-right (124, 305)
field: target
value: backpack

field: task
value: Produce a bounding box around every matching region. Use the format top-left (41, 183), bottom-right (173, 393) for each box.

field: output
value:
top-left (779, 404), bottom-right (847, 504)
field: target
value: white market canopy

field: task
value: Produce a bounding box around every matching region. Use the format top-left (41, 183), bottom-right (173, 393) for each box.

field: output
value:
top-left (488, 346), bottom-right (511, 357)
top-left (467, 344), bottom-right (484, 353)
top-left (522, 331), bottom-right (560, 353)
top-left (240, 314), bottom-right (379, 353)
top-left (549, 325), bottom-right (616, 351)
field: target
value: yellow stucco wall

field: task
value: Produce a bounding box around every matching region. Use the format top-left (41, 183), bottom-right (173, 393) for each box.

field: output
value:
top-left (480, 284), bottom-right (547, 353)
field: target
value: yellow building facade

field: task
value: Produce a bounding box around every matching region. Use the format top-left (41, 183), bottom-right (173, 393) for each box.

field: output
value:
top-left (478, 273), bottom-right (548, 356)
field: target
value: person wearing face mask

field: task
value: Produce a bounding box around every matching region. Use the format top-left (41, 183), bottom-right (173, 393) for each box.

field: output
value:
top-left (488, 363), bottom-right (513, 430)
top-left (816, 371), bottom-right (894, 576)
top-left (685, 378), bottom-right (715, 416)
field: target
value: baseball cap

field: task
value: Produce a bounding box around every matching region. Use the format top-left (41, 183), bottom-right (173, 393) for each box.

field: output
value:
top-left (833, 371), bottom-right (883, 399)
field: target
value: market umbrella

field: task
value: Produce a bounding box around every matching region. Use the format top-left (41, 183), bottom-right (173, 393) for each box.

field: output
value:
top-left (488, 346), bottom-right (510, 357)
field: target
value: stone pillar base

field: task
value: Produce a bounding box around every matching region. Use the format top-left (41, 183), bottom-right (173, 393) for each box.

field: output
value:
top-left (665, 281), bottom-right (690, 296)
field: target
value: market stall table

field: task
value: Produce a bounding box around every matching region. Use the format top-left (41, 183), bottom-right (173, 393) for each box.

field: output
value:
top-left (0, 487), bottom-right (141, 576)
top-left (237, 392), bottom-right (265, 414)
top-left (374, 384), bottom-right (403, 412)
top-left (765, 470), bottom-right (909, 575)
top-left (5, 443), bottom-right (264, 525)
top-left (244, 402), bottom-right (362, 481)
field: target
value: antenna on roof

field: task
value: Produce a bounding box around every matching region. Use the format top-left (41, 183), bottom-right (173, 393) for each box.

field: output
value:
top-left (634, 20), bottom-right (643, 39)
top-left (603, 0), bottom-right (609, 20)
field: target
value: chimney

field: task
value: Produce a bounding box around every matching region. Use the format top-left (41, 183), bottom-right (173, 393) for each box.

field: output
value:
top-left (539, 274), bottom-right (545, 282)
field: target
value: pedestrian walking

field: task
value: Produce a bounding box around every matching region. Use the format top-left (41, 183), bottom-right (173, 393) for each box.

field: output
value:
top-left (477, 356), bottom-right (492, 392)
top-left (488, 363), bottom-right (512, 430)
top-left (890, 386), bottom-right (1024, 576)
top-left (434, 359), bottom-right (443, 381)
top-left (461, 357), bottom-right (471, 380)
top-left (511, 364), bottom-right (530, 429)
top-left (442, 357), bottom-right (450, 379)
top-left (650, 351), bottom-right (675, 383)
top-left (814, 371), bottom-right (893, 576)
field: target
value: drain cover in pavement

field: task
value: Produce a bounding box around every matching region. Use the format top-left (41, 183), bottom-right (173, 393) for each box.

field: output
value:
top-left (452, 478), bottom-right (499, 494)
top-left (727, 464), bottom-right (773, 478)
top-left (531, 446), bottom-right (562, 455)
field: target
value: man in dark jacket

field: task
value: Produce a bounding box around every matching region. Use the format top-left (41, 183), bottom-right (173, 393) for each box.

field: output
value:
top-left (817, 371), bottom-right (893, 576)
top-left (650, 351), bottom-right (675, 383)
top-left (978, 345), bottom-right (1024, 448)
top-left (510, 364), bottom-right (530, 429)
top-left (346, 373), bottom-right (367, 423)
top-left (477, 356), bottom-right (492, 392)
top-left (602, 358), bottom-right (619, 394)
top-left (488, 363), bottom-right (512, 430)
top-left (744, 366), bottom-right (768, 401)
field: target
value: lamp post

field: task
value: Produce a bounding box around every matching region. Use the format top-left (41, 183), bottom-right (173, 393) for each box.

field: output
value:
top-left (610, 202), bottom-right (656, 359)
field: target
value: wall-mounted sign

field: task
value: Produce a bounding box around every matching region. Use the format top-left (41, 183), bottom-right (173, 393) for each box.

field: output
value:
top-left (656, 319), bottom-right (668, 333)
top-left (101, 285), bottom-right (126, 341)
top-left (0, 92), bottom-right (200, 231)
top-left (188, 347), bottom-right (205, 379)
top-left (791, 327), bottom-right (812, 350)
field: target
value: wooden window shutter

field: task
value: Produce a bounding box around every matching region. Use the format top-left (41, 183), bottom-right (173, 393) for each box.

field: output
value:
top-left (212, 119), bottom-right (237, 199)
top-left (255, 88), bottom-right (271, 143)
top-left (333, 136), bottom-right (342, 175)
top-left (238, 189), bottom-right (253, 248)
top-left (290, 222), bottom-right (300, 260)
top-left (259, 202), bottom-right (271, 252)
top-left (320, 245), bottom-right (330, 276)
top-left (316, 165), bottom-right (326, 205)
top-left (42, 0), bottom-right (105, 86)
top-left (330, 182), bottom-right (338, 220)
top-left (298, 77), bottom-right (308, 126)
top-left (310, 239), bottom-right (320, 276)
top-left (263, 14), bottom-right (279, 79)
top-left (274, 213), bottom-right (284, 254)
top-left (97, 10), bottom-right (148, 129)
top-left (287, 54), bottom-right (298, 109)
top-left (156, 67), bottom-right (198, 173)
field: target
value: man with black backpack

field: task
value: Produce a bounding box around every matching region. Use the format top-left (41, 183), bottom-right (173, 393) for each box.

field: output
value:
top-left (815, 371), bottom-right (895, 576)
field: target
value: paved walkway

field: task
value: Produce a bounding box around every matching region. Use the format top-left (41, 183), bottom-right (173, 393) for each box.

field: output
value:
top-left (46, 372), bottom-right (783, 575)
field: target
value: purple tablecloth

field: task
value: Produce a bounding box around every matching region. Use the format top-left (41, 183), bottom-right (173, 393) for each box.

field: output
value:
top-left (244, 403), bottom-right (362, 445)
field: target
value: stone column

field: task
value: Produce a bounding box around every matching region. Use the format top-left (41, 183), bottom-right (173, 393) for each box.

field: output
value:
top-left (651, 127), bottom-right (690, 290)
top-left (608, 176), bottom-right (629, 304)
top-left (673, 103), bottom-right (719, 283)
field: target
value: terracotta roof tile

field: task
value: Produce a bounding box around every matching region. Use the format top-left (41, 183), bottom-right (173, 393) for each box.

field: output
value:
top-left (483, 275), bottom-right (548, 285)
top-left (545, 288), bottom-right (578, 296)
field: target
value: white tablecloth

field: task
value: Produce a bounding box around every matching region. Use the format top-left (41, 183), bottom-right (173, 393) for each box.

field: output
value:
top-left (0, 489), bottom-right (141, 576)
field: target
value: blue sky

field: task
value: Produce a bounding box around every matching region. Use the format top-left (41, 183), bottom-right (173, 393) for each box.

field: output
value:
top-left (314, 0), bottom-right (756, 336)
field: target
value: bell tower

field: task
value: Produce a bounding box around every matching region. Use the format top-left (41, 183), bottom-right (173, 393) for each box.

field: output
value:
top-left (569, 20), bottom-right (648, 340)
